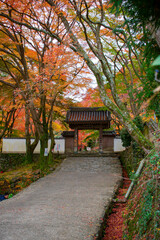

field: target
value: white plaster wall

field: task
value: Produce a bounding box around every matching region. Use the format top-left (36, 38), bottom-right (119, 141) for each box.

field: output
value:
top-left (3, 137), bottom-right (124, 153)
top-left (33, 139), bottom-right (65, 154)
top-left (2, 138), bottom-right (65, 154)
top-left (114, 138), bottom-right (125, 152)
top-left (2, 138), bottom-right (26, 153)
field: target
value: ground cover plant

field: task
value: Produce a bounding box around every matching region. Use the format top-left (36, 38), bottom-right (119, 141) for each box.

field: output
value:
top-left (0, 154), bottom-right (64, 195)
top-left (123, 144), bottom-right (160, 240)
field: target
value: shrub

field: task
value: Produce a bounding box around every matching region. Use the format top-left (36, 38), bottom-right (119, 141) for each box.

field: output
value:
top-left (120, 128), bottom-right (132, 147)
top-left (120, 116), bottom-right (145, 161)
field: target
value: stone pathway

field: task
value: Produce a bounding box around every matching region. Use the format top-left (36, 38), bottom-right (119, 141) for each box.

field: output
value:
top-left (0, 156), bottom-right (122, 240)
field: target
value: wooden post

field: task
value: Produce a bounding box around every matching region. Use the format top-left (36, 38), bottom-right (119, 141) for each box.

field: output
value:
top-left (74, 128), bottom-right (78, 152)
top-left (99, 126), bottom-right (103, 153)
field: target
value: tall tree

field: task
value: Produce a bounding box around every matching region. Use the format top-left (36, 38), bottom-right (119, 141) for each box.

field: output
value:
top-left (0, 2), bottom-right (90, 165)
top-left (110, 0), bottom-right (160, 120)
top-left (0, 13), bottom-right (42, 162)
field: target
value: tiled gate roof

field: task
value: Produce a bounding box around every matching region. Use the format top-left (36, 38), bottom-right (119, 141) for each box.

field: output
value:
top-left (66, 107), bottom-right (111, 129)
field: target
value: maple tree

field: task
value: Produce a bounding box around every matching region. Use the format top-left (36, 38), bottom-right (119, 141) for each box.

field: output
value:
top-left (0, 2), bottom-right (90, 165)
top-left (0, 13), bottom-right (40, 162)
top-left (24, 25), bottom-right (90, 165)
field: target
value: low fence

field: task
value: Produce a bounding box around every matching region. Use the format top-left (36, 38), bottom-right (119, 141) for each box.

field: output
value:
top-left (2, 136), bottom-right (125, 154)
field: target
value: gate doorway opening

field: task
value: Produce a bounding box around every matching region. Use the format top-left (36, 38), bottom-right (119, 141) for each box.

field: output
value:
top-left (78, 130), bottom-right (99, 153)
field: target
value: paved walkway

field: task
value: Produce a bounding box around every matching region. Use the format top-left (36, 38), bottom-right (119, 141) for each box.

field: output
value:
top-left (0, 156), bottom-right (122, 240)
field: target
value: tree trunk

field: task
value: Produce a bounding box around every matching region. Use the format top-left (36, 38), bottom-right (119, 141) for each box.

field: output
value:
top-left (39, 95), bottom-right (49, 169)
top-left (48, 118), bottom-right (55, 164)
top-left (25, 105), bottom-right (39, 163)
top-left (30, 131), bottom-right (39, 153)
top-left (48, 132), bottom-right (55, 164)
top-left (25, 104), bottom-right (33, 163)
top-left (39, 131), bottom-right (48, 169)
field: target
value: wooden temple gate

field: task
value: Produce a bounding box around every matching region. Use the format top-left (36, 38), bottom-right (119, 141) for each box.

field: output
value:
top-left (62, 107), bottom-right (115, 153)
